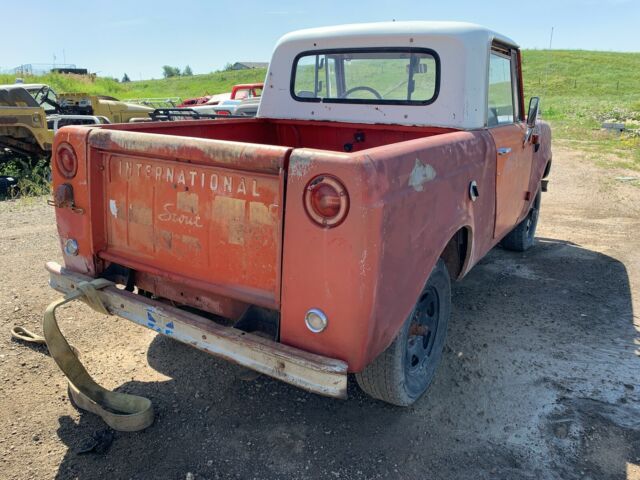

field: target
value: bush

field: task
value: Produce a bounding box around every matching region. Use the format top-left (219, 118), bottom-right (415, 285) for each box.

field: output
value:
top-left (0, 154), bottom-right (51, 198)
top-left (162, 66), bottom-right (181, 78)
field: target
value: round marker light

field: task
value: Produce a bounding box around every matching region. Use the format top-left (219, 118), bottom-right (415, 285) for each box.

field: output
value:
top-left (56, 143), bottom-right (78, 179)
top-left (64, 238), bottom-right (79, 256)
top-left (304, 175), bottom-right (349, 228)
top-left (305, 308), bottom-right (328, 333)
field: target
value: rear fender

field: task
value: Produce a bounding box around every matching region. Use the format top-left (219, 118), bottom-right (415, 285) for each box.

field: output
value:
top-left (281, 131), bottom-right (496, 371)
top-left (51, 126), bottom-right (98, 275)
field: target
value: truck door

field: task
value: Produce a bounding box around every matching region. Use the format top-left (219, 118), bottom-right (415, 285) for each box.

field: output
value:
top-left (487, 45), bottom-right (534, 240)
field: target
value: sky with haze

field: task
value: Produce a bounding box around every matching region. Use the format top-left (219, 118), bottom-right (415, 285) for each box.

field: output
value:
top-left (3, 0), bottom-right (638, 79)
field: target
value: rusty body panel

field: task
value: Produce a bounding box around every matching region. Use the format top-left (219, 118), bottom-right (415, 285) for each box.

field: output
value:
top-left (51, 117), bottom-right (549, 374)
top-left (82, 129), bottom-right (288, 309)
top-left (281, 131), bottom-right (498, 370)
top-left (489, 123), bottom-right (534, 239)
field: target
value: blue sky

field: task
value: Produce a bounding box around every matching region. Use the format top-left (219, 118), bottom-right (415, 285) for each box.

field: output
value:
top-left (3, 0), bottom-right (639, 79)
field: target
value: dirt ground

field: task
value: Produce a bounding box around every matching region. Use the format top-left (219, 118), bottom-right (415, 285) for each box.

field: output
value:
top-left (0, 143), bottom-right (639, 480)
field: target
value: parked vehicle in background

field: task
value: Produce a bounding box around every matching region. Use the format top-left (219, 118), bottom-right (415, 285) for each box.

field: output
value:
top-left (0, 83), bottom-right (152, 157)
top-left (230, 83), bottom-right (263, 100)
top-left (122, 98), bottom-right (181, 109)
top-left (192, 99), bottom-right (242, 116)
top-left (47, 115), bottom-right (110, 132)
top-left (233, 96), bottom-right (261, 116)
top-left (178, 82), bottom-right (264, 109)
top-left (178, 93), bottom-right (221, 107)
top-left (0, 85), bottom-right (51, 156)
top-left (39, 86), bottom-right (154, 123)
top-left (47, 22), bottom-right (551, 407)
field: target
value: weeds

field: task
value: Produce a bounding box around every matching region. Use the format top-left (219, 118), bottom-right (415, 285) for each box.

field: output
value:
top-left (0, 154), bottom-right (51, 199)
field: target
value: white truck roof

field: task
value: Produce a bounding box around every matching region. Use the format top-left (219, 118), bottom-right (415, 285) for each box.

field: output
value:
top-left (258, 21), bottom-right (518, 129)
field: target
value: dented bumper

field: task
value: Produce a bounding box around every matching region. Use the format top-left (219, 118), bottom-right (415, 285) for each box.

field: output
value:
top-left (45, 261), bottom-right (348, 399)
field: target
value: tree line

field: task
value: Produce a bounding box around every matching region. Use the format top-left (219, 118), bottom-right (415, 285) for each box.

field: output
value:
top-left (120, 65), bottom-right (194, 82)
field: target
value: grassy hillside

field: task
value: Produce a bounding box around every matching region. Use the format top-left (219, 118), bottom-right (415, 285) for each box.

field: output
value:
top-left (0, 69), bottom-right (267, 100)
top-left (522, 50), bottom-right (639, 170)
top-left (1, 49), bottom-right (638, 170)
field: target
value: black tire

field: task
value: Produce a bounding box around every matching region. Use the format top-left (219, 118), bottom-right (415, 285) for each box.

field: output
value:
top-left (500, 189), bottom-right (542, 252)
top-left (355, 259), bottom-right (451, 406)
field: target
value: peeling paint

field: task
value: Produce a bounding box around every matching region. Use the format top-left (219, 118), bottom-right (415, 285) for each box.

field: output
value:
top-left (289, 155), bottom-right (313, 178)
top-left (249, 201), bottom-right (276, 226)
top-left (109, 199), bottom-right (118, 218)
top-left (408, 158), bottom-right (436, 192)
top-left (212, 196), bottom-right (246, 245)
top-left (359, 249), bottom-right (368, 277)
top-left (181, 234), bottom-right (202, 251)
top-left (177, 191), bottom-right (199, 214)
top-left (90, 129), bottom-right (287, 175)
top-left (129, 204), bottom-right (152, 226)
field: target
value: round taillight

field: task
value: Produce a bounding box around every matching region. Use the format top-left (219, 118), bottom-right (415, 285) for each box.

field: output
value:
top-left (56, 143), bottom-right (78, 179)
top-left (304, 175), bottom-right (349, 228)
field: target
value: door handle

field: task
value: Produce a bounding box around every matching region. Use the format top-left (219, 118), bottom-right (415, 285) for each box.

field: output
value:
top-left (497, 147), bottom-right (512, 156)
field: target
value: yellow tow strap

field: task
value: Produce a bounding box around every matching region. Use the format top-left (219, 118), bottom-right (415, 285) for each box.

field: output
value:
top-left (11, 279), bottom-right (153, 432)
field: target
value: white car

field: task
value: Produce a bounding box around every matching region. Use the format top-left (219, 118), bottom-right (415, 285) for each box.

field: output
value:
top-left (46, 114), bottom-right (110, 132)
top-left (189, 99), bottom-right (242, 116)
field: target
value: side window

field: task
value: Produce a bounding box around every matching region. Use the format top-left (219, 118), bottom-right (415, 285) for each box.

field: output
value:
top-left (487, 51), bottom-right (515, 126)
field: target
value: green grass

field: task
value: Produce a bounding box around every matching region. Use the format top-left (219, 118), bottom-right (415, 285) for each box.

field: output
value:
top-left (1, 49), bottom-right (639, 171)
top-left (0, 69), bottom-right (267, 100)
top-left (522, 50), bottom-right (640, 171)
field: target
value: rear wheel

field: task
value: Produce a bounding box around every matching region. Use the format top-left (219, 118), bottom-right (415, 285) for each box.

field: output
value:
top-left (355, 259), bottom-right (451, 406)
top-left (500, 189), bottom-right (541, 252)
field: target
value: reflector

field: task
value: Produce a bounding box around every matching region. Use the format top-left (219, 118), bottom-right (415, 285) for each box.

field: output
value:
top-left (56, 143), bottom-right (78, 179)
top-left (304, 175), bottom-right (349, 228)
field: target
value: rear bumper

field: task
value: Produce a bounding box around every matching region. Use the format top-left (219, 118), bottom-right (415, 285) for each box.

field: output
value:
top-left (45, 261), bottom-right (348, 399)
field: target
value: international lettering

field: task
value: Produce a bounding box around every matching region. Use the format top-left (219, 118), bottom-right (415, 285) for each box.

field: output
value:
top-left (116, 159), bottom-right (260, 197)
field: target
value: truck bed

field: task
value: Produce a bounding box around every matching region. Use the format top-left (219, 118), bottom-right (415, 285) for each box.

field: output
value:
top-left (100, 117), bottom-right (455, 153)
top-left (74, 118), bottom-right (455, 314)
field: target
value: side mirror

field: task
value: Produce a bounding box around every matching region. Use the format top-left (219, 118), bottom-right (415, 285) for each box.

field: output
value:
top-left (527, 96), bottom-right (540, 128)
top-left (524, 96), bottom-right (540, 144)
top-left (406, 63), bottom-right (427, 74)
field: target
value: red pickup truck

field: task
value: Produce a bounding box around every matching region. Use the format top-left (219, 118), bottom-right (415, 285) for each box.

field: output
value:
top-left (48, 22), bottom-right (551, 407)
top-left (177, 83), bottom-right (264, 108)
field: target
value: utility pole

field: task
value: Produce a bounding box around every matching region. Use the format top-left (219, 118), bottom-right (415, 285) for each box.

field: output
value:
top-left (542, 27), bottom-right (555, 111)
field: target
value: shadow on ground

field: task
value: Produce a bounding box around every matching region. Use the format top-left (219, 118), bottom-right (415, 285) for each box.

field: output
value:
top-left (52, 238), bottom-right (639, 479)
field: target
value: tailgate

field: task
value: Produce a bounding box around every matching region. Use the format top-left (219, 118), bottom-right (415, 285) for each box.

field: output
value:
top-left (89, 129), bottom-right (291, 309)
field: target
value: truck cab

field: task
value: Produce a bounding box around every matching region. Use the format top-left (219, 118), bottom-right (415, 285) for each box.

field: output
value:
top-left (47, 22), bottom-right (551, 407)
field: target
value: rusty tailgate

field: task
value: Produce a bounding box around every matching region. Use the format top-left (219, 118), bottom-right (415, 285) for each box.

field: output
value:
top-left (88, 129), bottom-right (291, 309)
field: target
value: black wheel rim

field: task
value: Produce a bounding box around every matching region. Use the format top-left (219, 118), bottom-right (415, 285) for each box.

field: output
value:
top-left (405, 286), bottom-right (440, 381)
top-left (525, 194), bottom-right (541, 239)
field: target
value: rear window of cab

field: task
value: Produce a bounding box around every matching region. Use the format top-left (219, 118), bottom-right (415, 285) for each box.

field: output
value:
top-left (291, 48), bottom-right (440, 106)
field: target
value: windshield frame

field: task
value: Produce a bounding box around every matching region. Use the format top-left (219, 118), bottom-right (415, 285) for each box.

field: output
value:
top-left (290, 47), bottom-right (441, 106)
